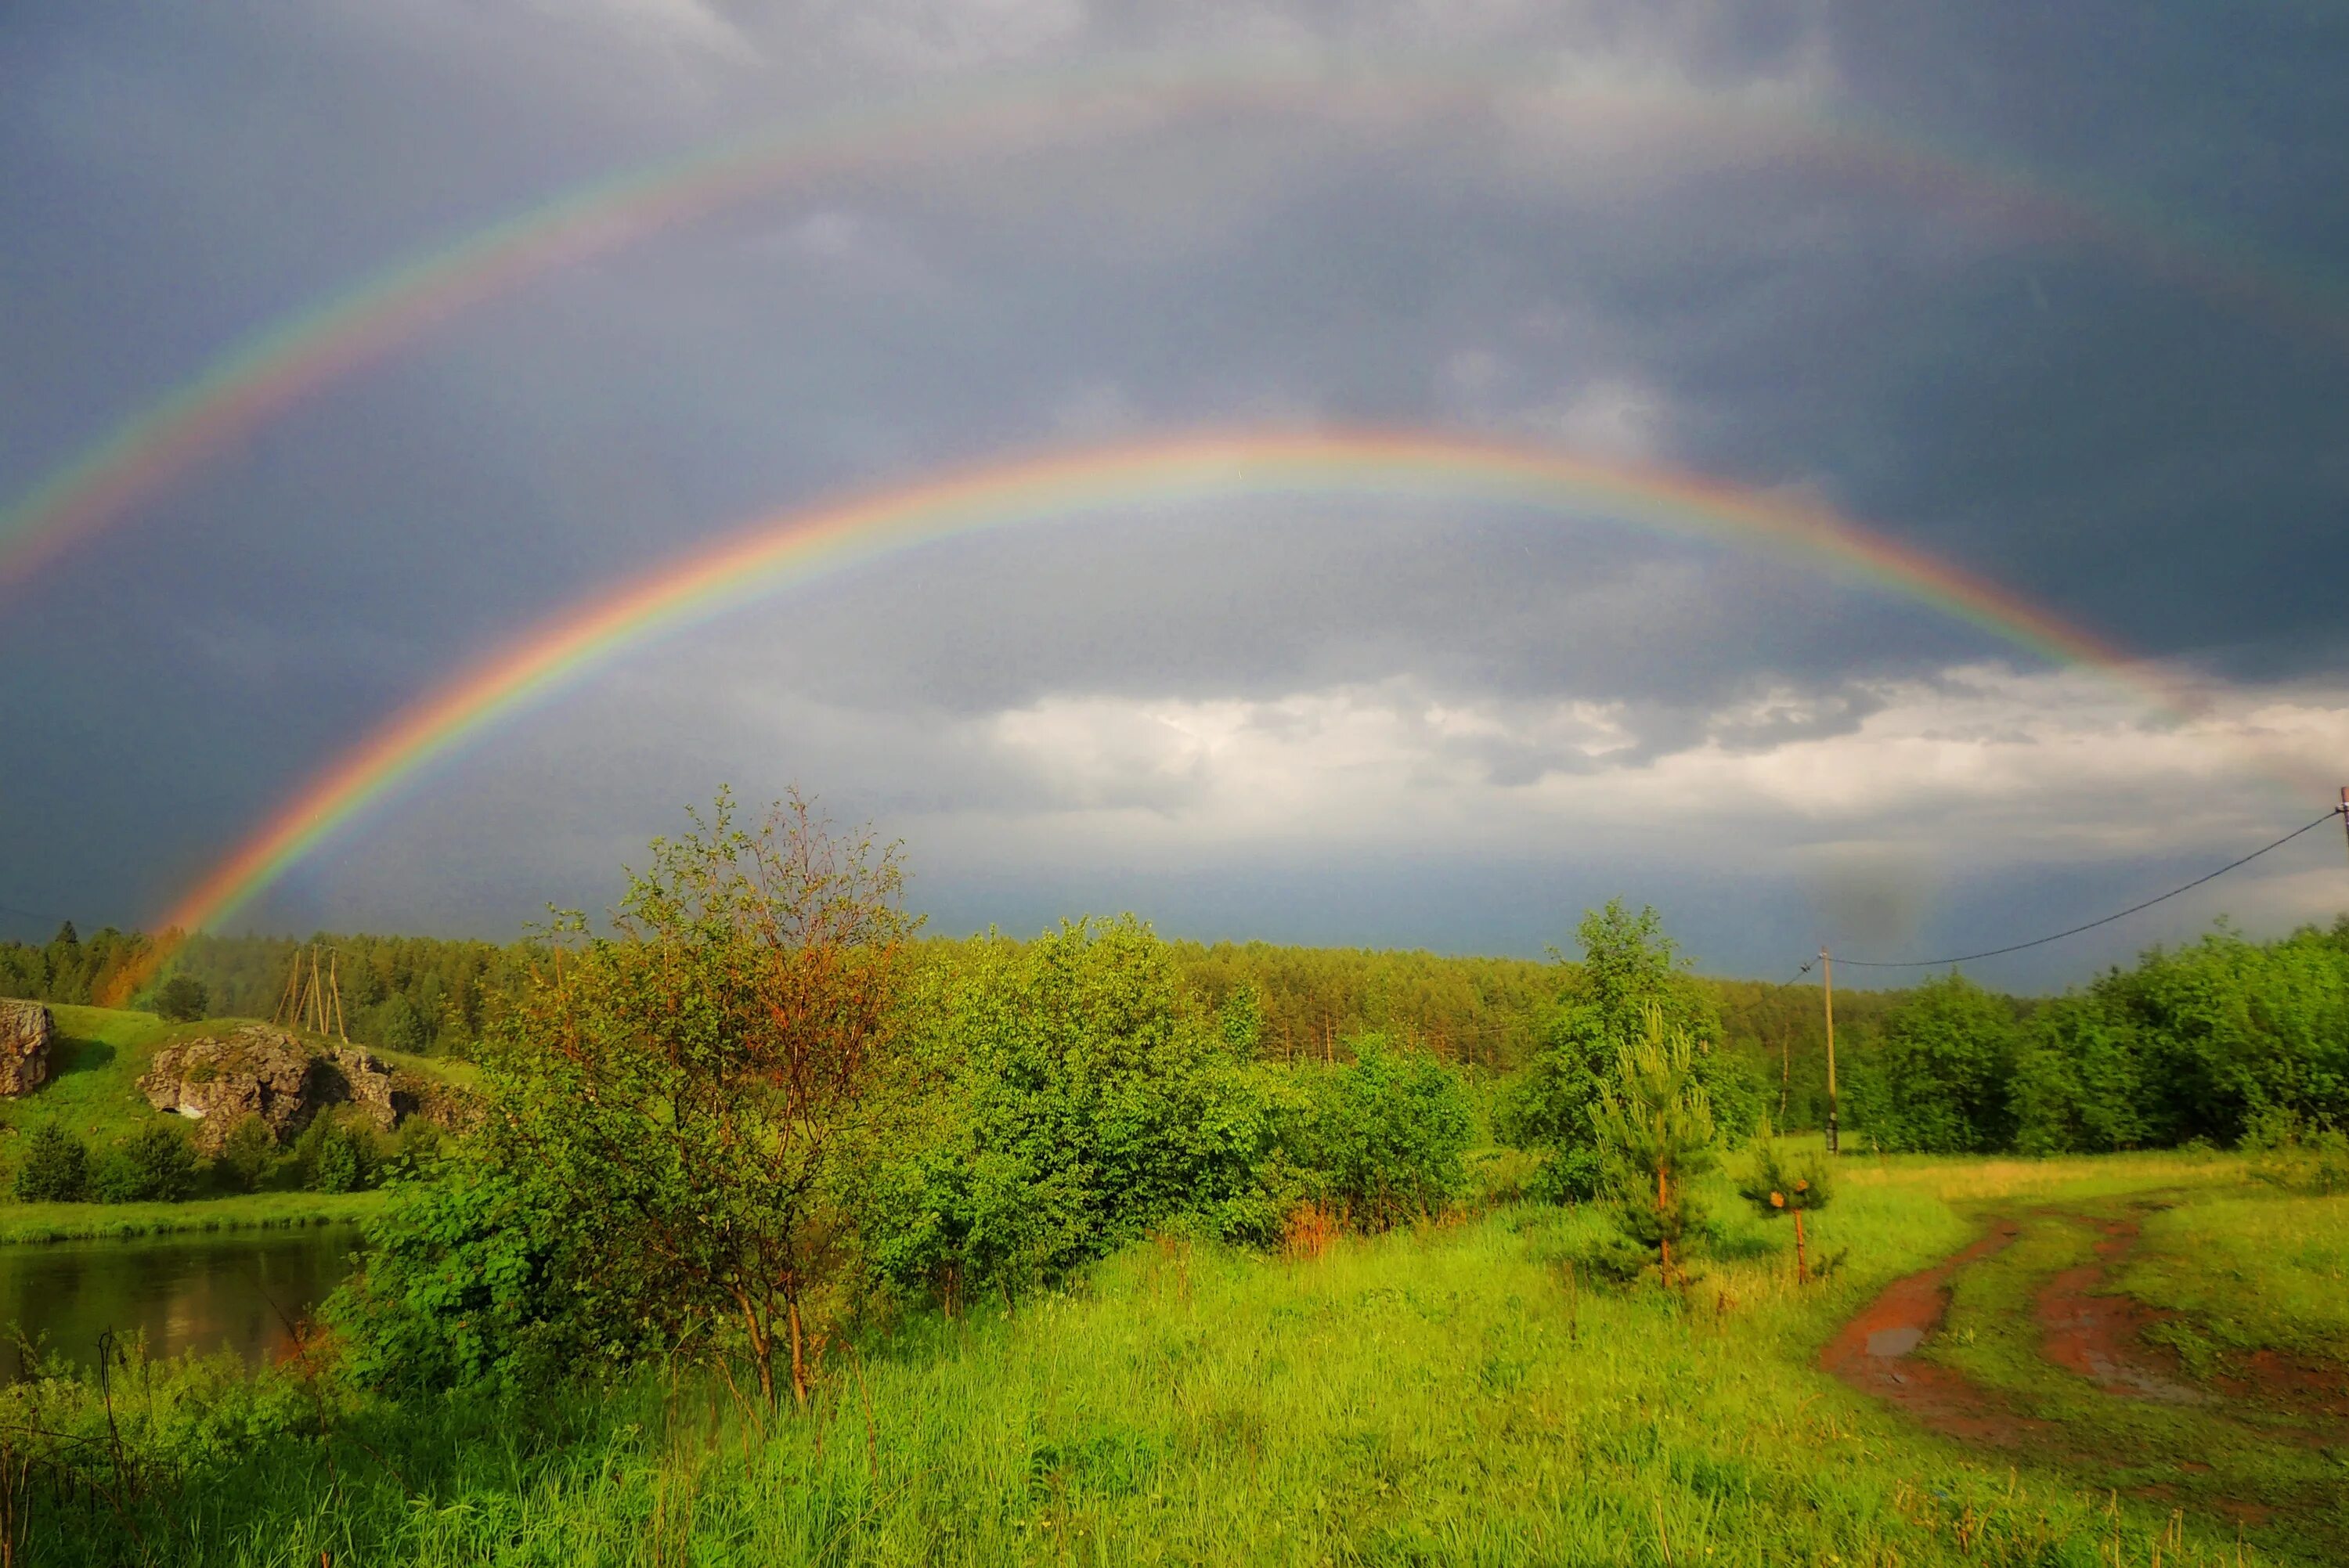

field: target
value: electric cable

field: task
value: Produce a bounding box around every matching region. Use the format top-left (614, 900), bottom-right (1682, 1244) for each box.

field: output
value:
top-left (1830, 806), bottom-right (2346, 970)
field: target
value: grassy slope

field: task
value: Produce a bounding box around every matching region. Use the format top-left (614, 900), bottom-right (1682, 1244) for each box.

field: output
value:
top-left (26, 1152), bottom-right (2323, 1568)
top-left (2119, 1191), bottom-right (2349, 1363)
top-left (0, 1002), bottom-right (464, 1232)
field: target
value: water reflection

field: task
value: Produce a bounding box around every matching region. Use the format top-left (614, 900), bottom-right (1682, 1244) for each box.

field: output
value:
top-left (0, 1224), bottom-right (359, 1380)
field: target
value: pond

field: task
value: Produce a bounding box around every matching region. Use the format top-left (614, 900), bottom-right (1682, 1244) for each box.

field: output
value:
top-left (0, 1224), bottom-right (361, 1381)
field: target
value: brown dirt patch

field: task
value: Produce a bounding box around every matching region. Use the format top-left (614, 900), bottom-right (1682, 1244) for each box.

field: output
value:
top-left (2039, 1211), bottom-right (2349, 1439)
top-left (2034, 1215), bottom-right (2207, 1404)
top-left (1820, 1219), bottom-right (2047, 1445)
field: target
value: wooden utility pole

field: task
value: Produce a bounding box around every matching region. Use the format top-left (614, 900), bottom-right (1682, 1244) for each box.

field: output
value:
top-left (1821, 945), bottom-right (1838, 1156)
top-left (2339, 786), bottom-right (2348, 866)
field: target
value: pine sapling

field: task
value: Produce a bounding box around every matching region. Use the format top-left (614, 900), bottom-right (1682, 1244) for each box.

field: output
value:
top-left (1737, 1122), bottom-right (1834, 1285)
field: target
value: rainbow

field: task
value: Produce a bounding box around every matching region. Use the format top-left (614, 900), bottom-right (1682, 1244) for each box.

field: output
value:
top-left (132, 427), bottom-right (2203, 984)
top-left (8, 57), bottom-right (2344, 589)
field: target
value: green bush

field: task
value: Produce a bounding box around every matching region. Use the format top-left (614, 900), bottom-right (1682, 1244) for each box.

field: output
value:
top-left (857, 917), bottom-right (1281, 1307)
top-left (216, 1114), bottom-right (280, 1193)
top-left (1294, 1035), bottom-right (1474, 1230)
top-left (153, 974), bottom-right (210, 1022)
top-left (89, 1124), bottom-right (200, 1203)
top-left (13, 1123), bottom-right (91, 1202)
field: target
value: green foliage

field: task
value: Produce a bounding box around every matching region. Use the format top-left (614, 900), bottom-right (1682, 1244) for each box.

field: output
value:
top-left (453, 791), bottom-right (914, 1404)
top-left (314, 1121), bottom-right (364, 1193)
top-left (1734, 1124), bottom-right (1837, 1281)
top-left (0, 921), bottom-right (152, 1007)
top-left (1850, 972), bottom-right (2019, 1153)
top-left (1294, 1035), bottom-right (1474, 1231)
top-left (1588, 1010), bottom-right (1716, 1285)
top-left (858, 916), bottom-right (1280, 1307)
top-left (367, 990), bottom-right (431, 1054)
top-left (1499, 900), bottom-right (1747, 1201)
top-left (153, 973), bottom-right (210, 1022)
top-left (1217, 980), bottom-right (1266, 1059)
top-left (334, 1157), bottom-right (621, 1394)
top-left (218, 1114), bottom-right (280, 1193)
top-left (13, 1122), bottom-right (90, 1202)
top-left (89, 1123), bottom-right (200, 1203)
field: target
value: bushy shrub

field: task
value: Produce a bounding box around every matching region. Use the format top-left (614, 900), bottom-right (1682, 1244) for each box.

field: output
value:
top-left (1292, 1035), bottom-right (1474, 1231)
top-left (332, 1157), bottom-right (636, 1393)
top-left (217, 1114), bottom-right (280, 1193)
top-left (90, 1124), bottom-right (200, 1202)
top-left (290, 1113), bottom-right (377, 1193)
top-left (857, 917), bottom-right (1281, 1308)
top-left (366, 992), bottom-right (431, 1055)
top-left (153, 973), bottom-right (209, 1022)
top-left (13, 1123), bottom-right (90, 1202)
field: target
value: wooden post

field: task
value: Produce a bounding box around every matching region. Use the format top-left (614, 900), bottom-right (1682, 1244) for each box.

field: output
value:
top-left (1821, 946), bottom-right (1838, 1156)
top-left (329, 952), bottom-right (348, 1042)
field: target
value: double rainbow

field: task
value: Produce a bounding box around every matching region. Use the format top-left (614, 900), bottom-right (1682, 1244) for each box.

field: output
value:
top-left (9, 58), bottom-right (2344, 589)
top-left (138, 427), bottom-right (2194, 983)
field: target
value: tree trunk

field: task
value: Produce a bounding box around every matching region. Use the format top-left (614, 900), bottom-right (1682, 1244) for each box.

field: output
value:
top-left (1656, 1167), bottom-right (1673, 1286)
top-left (1794, 1208), bottom-right (1807, 1285)
top-left (788, 1298), bottom-right (809, 1408)
top-left (735, 1288), bottom-right (775, 1405)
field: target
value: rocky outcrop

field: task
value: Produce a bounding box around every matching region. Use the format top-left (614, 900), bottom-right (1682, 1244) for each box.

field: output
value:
top-left (137, 1026), bottom-right (444, 1154)
top-left (0, 1000), bottom-right (52, 1096)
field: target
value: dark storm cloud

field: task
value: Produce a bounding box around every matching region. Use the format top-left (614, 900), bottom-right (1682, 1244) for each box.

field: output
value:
top-left (2, 0), bottom-right (2344, 968)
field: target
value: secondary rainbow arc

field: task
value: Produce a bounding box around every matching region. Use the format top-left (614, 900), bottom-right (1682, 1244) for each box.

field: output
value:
top-left (8, 56), bottom-right (2344, 589)
top-left (134, 427), bottom-right (2214, 996)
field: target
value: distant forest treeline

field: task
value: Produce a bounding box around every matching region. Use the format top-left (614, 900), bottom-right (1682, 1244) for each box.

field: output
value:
top-left (4, 912), bottom-right (2342, 1149)
top-left (0, 920), bottom-right (1897, 1128)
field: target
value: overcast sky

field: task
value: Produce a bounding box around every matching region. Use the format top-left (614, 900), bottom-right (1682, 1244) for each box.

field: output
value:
top-left (3, 0), bottom-right (2346, 988)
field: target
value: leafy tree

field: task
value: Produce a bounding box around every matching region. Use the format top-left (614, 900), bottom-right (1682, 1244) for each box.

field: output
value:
top-left (153, 974), bottom-right (209, 1022)
top-left (1589, 1010), bottom-right (1716, 1287)
top-left (218, 1115), bottom-right (279, 1193)
top-left (858, 917), bottom-right (1277, 1310)
top-left (334, 1157), bottom-right (627, 1394)
top-left (2008, 998), bottom-right (2151, 1154)
top-left (1218, 980), bottom-right (1266, 1060)
top-left (1299, 1035), bottom-right (1474, 1231)
top-left (1736, 1124), bottom-right (1834, 1284)
top-left (477, 790), bottom-right (913, 1405)
top-left (1500, 901), bottom-right (1749, 1199)
top-left (312, 1121), bottom-right (364, 1193)
top-left (1853, 973), bottom-right (2019, 1153)
top-left (367, 992), bottom-right (431, 1054)
top-left (14, 1123), bottom-right (90, 1202)
top-left (90, 1124), bottom-right (200, 1203)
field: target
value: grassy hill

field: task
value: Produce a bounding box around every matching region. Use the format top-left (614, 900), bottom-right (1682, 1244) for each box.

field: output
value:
top-left (0, 1001), bottom-right (471, 1233)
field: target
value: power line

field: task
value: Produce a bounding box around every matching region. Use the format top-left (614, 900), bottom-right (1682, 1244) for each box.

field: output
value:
top-left (1831, 806), bottom-right (2347, 970)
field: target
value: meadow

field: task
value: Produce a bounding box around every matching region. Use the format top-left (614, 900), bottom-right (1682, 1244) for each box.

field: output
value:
top-left (0, 1150), bottom-right (2337, 1566)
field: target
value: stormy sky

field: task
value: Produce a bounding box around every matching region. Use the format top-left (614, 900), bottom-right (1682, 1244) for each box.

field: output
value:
top-left (3, 0), bottom-right (2346, 988)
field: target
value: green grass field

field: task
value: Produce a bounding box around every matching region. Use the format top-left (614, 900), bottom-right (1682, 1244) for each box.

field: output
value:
top-left (12, 1147), bottom-right (2341, 1566)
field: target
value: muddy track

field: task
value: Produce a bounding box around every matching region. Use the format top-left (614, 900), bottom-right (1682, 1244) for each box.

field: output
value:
top-left (1826, 1206), bottom-right (2349, 1446)
top-left (1817, 1218), bottom-right (2045, 1446)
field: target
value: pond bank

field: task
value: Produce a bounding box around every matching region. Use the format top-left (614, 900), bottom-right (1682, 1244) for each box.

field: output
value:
top-left (0, 1189), bottom-right (384, 1245)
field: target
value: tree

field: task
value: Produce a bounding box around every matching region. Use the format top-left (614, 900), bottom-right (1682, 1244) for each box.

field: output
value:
top-left (154, 974), bottom-right (209, 1022)
top-left (14, 1123), bottom-right (90, 1202)
top-left (856, 917), bottom-right (1279, 1310)
top-left (218, 1115), bottom-right (279, 1192)
top-left (1856, 973), bottom-right (2019, 1153)
top-left (1736, 1124), bottom-right (1834, 1285)
top-left (479, 790), bottom-right (914, 1406)
top-left (1500, 900), bottom-right (1751, 1199)
top-left (1218, 981), bottom-right (1266, 1060)
top-left (1589, 1009), bottom-right (1716, 1286)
